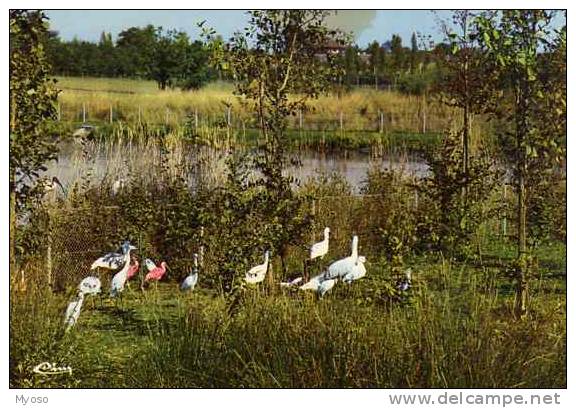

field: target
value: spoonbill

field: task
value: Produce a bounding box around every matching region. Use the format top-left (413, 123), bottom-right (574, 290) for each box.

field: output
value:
top-left (91, 240), bottom-right (134, 271)
top-left (126, 260), bottom-right (140, 281)
top-left (110, 243), bottom-right (137, 299)
top-left (310, 227), bottom-right (330, 260)
top-left (144, 258), bottom-right (157, 272)
top-left (245, 251), bottom-right (270, 284)
top-left (79, 276), bottom-right (101, 295)
top-left (299, 274), bottom-right (322, 291)
top-left (318, 278), bottom-right (337, 298)
top-left (299, 274), bottom-right (337, 298)
top-left (323, 235), bottom-right (359, 281)
top-left (181, 253), bottom-right (199, 292)
top-left (144, 261), bottom-right (168, 283)
top-left (342, 256), bottom-right (367, 284)
top-left (280, 276), bottom-right (303, 288)
top-left (64, 292), bottom-right (85, 330)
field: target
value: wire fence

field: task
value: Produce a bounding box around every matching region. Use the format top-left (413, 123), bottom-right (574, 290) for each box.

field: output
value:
top-left (41, 190), bottom-right (511, 292)
top-left (57, 101), bottom-right (450, 135)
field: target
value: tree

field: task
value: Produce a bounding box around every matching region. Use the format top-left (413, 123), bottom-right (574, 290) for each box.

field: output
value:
top-left (426, 11), bottom-right (501, 247)
top-left (366, 41), bottom-right (385, 88)
top-left (174, 39), bottom-right (213, 90)
top-left (389, 34), bottom-right (405, 76)
top-left (341, 45), bottom-right (363, 88)
top-left (10, 10), bottom-right (60, 267)
top-left (475, 10), bottom-right (565, 318)
top-left (204, 10), bottom-right (346, 281)
top-left (97, 31), bottom-right (117, 77)
top-left (148, 28), bottom-right (181, 90)
top-left (116, 25), bottom-right (157, 77)
top-left (410, 32), bottom-right (419, 70)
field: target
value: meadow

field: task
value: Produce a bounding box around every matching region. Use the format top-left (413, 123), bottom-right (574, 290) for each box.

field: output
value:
top-left (10, 239), bottom-right (566, 388)
top-left (54, 76), bottom-right (490, 148)
top-left (10, 76), bottom-right (566, 389)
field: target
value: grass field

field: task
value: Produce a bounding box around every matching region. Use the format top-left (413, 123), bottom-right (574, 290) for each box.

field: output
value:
top-left (54, 76), bottom-right (480, 144)
top-left (10, 237), bottom-right (566, 388)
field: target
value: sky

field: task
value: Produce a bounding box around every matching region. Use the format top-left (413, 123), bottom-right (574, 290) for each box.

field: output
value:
top-left (45, 10), bottom-right (456, 48)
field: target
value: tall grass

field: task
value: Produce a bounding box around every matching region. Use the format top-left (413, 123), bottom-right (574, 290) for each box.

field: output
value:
top-left (11, 255), bottom-right (564, 388)
top-left (54, 76), bottom-right (493, 142)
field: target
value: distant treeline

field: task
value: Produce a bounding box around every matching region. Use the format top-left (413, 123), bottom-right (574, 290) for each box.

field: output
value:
top-left (45, 25), bottom-right (448, 94)
top-left (44, 25), bottom-right (217, 90)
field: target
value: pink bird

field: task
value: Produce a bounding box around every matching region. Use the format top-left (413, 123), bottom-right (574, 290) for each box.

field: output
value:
top-left (144, 261), bottom-right (168, 283)
top-left (126, 260), bottom-right (140, 280)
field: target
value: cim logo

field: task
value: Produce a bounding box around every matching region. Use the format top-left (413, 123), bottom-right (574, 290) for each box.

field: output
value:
top-left (32, 362), bottom-right (72, 376)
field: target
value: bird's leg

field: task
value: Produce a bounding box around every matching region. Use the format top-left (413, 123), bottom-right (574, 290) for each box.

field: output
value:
top-left (303, 259), bottom-right (309, 282)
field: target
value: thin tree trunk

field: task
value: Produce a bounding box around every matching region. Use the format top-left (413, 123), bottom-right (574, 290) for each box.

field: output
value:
top-left (9, 188), bottom-right (16, 272)
top-left (9, 96), bottom-right (16, 275)
top-left (515, 82), bottom-right (529, 319)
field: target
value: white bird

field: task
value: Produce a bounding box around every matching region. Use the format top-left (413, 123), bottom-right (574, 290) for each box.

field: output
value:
top-left (64, 292), bottom-right (85, 330)
top-left (300, 274), bottom-right (337, 297)
top-left (110, 244), bottom-right (137, 298)
top-left (72, 124), bottom-right (94, 138)
top-left (111, 178), bottom-right (126, 196)
top-left (91, 241), bottom-right (134, 271)
top-left (323, 235), bottom-right (359, 280)
top-left (181, 253), bottom-right (199, 292)
top-left (318, 278), bottom-right (337, 298)
top-left (342, 256), bottom-right (367, 284)
top-left (397, 268), bottom-right (412, 292)
top-left (299, 274), bottom-right (322, 291)
top-left (245, 251), bottom-right (270, 284)
top-left (78, 276), bottom-right (102, 295)
top-left (43, 176), bottom-right (65, 194)
top-left (280, 276), bottom-right (303, 287)
top-left (144, 258), bottom-right (157, 272)
top-left (310, 227), bottom-right (330, 260)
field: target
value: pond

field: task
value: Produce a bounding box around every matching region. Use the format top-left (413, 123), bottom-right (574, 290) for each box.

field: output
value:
top-left (46, 141), bottom-right (429, 195)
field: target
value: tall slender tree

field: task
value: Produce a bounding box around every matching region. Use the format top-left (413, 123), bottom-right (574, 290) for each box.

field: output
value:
top-left (476, 10), bottom-right (564, 318)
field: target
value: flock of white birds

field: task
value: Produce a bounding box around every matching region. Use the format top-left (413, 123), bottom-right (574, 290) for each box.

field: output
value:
top-left (64, 226), bottom-right (413, 330)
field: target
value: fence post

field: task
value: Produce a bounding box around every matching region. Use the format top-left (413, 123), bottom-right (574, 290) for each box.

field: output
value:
top-left (304, 198), bottom-right (317, 283)
top-left (46, 211), bottom-right (53, 291)
top-left (422, 105), bottom-right (427, 134)
top-left (199, 226), bottom-right (205, 268)
top-left (379, 110), bottom-right (384, 133)
top-left (194, 108), bottom-right (198, 130)
top-left (109, 104), bottom-right (113, 124)
top-left (299, 109), bottom-right (303, 130)
top-left (502, 185), bottom-right (508, 237)
top-left (227, 106), bottom-right (232, 127)
top-left (57, 102), bottom-right (61, 122)
top-left (82, 102), bottom-right (86, 123)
